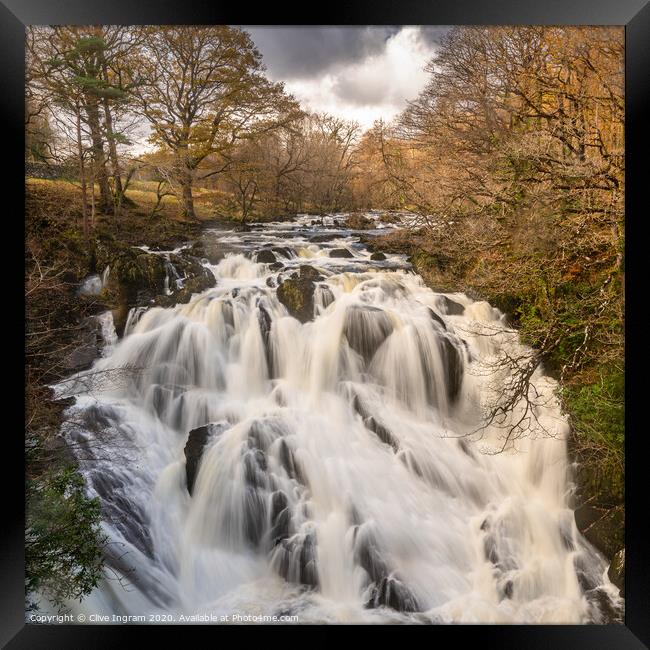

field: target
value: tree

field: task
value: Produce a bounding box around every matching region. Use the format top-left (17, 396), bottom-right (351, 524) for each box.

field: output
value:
top-left (27, 26), bottom-right (139, 220)
top-left (133, 26), bottom-right (301, 219)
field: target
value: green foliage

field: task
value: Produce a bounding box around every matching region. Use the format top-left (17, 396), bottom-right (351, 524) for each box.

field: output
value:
top-left (73, 37), bottom-right (107, 53)
top-left (563, 367), bottom-right (625, 501)
top-left (26, 466), bottom-right (106, 612)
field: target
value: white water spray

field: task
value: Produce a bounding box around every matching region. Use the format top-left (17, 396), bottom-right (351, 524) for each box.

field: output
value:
top-left (56, 215), bottom-right (622, 623)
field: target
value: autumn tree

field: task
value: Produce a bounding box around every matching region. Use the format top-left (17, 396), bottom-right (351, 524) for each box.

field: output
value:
top-left (27, 26), bottom-right (140, 223)
top-left (378, 26), bottom-right (624, 546)
top-left (133, 26), bottom-right (301, 220)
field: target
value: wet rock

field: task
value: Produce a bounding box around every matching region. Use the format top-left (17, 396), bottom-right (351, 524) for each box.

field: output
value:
top-left (278, 439), bottom-right (305, 483)
top-left (316, 285), bottom-right (335, 310)
top-left (345, 214), bottom-right (374, 230)
top-left (329, 247), bottom-right (354, 258)
top-left (351, 393), bottom-right (371, 420)
top-left (428, 307), bottom-right (446, 330)
top-left (256, 249), bottom-right (277, 264)
top-left (366, 576), bottom-right (420, 613)
top-left (608, 548), bottom-right (625, 593)
top-left (276, 266), bottom-right (323, 323)
top-left (62, 316), bottom-right (103, 370)
top-left (271, 246), bottom-right (293, 259)
top-left (354, 526), bottom-right (420, 613)
top-left (573, 504), bottom-right (624, 560)
top-left (574, 553), bottom-right (599, 592)
top-left (364, 416), bottom-right (399, 452)
top-left (343, 305), bottom-right (393, 364)
top-left (187, 240), bottom-right (229, 264)
top-left (184, 422), bottom-right (226, 495)
top-left (586, 587), bottom-right (623, 623)
top-left (257, 303), bottom-right (275, 377)
top-left (273, 531), bottom-right (319, 589)
top-left (439, 295), bottom-right (465, 315)
top-left (242, 485), bottom-right (268, 548)
top-left (89, 468), bottom-right (154, 559)
top-left (64, 343), bottom-right (99, 371)
top-left (370, 251), bottom-right (386, 261)
top-left (438, 336), bottom-right (464, 403)
top-left (270, 490), bottom-right (291, 546)
top-left (310, 233), bottom-right (343, 243)
top-left (501, 580), bottom-right (514, 600)
top-left (171, 273), bottom-right (217, 305)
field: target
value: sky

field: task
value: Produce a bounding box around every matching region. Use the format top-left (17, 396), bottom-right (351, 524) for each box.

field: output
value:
top-left (245, 26), bottom-right (449, 131)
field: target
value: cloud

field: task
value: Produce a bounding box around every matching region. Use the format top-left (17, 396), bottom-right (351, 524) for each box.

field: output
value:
top-left (245, 26), bottom-right (447, 130)
top-left (244, 26), bottom-right (401, 79)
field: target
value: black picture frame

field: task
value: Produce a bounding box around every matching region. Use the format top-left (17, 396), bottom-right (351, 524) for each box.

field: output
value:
top-left (5, 1), bottom-right (649, 646)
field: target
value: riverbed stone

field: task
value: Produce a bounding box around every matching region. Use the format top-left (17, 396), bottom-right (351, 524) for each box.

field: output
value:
top-left (256, 249), bottom-right (277, 264)
top-left (276, 266), bottom-right (324, 323)
top-left (439, 295), bottom-right (465, 315)
top-left (330, 247), bottom-right (354, 258)
top-left (184, 422), bottom-right (228, 495)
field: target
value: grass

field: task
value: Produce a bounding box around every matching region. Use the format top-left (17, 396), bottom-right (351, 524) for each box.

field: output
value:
top-left (26, 177), bottom-right (233, 223)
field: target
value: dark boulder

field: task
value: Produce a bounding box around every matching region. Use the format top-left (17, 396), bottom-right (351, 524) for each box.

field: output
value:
top-left (64, 343), bottom-right (99, 371)
top-left (63, 316), bottom-right (103, 371)
top-left (256, 249), bottom-right (277, 264)
top-left (366, 576), bottom-right (420, 613)
top-left (257, 302), bottom-right (275, 377)
top-left (187, 240), bottom-right (230, 264)
top-left (270, 490), bottom-right (292, 547)
top-left (365, 416), bottom-right (399, 452)
top-left (343, 305), bottom-right (393, 363)
top-left (277, 439), bottom-right (305, 483)
top-left (330, 247), bottom-right (354, 258)
top-left (273, 531), bottom-right (319, 589)
top-left (184, 422), bottom-right (226, 495)
top-left (370, 252), bottom-right (386, 261)
top-left (271, 246), bottom-right (293, 259)
top-left (439, 295), bottom-right (465, 316)
top-left (345, 214), bottom-right (373, 230)
top-left (438, 336), bottom-right (464, 403)
top-left (573, 502), bottom-right (624, 560)
top-left (428, 307), bottom-right (446, 330)
top-left (276, 266), bottom-right (323, 323)
top-left (354, 525), bottom-right (420, 613)
top-left (310, 233), bottom-right (343, 243)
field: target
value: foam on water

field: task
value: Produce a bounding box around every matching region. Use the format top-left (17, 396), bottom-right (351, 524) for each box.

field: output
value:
top-left (54, 214), bottom-right (622, 623)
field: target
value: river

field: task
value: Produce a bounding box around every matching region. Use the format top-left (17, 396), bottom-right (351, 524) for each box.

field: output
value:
top-left (54, 213), bottom-right (622, 624)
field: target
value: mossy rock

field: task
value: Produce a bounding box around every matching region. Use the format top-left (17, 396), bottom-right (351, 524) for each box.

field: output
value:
top-left (345, 214), bottom-right (374, 230)
top-left (276, 266), bottom-right (323, 323)
top-left (607, 548), bottom-right (625, 594)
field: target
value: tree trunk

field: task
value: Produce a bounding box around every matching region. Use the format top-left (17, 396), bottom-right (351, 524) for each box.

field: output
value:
top-left (103, 99), bottom-right (123, 197)
top-left (75, 107), bottom-right (89, 239)
top-left (84, 98), bottom-right (113, 215)
top-left (101, 63), bottom-right (123, 203)
top-left (175, 152), bottom-right (196, 219)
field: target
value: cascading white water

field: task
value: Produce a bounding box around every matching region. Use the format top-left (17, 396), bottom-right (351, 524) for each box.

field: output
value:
top-left (55, 215), bottom-right (622, 624)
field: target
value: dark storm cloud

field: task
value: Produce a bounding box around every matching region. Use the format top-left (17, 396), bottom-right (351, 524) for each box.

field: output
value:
top-left (418, 26), bottom-right (451, 47)
top-left (244, 26), bottom-right (401, 79)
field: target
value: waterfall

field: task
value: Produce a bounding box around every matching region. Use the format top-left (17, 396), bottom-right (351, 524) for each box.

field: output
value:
top-left (78, 265), bottom-right (111, 296)
top-left (55, 215), bottom-right (622, 624)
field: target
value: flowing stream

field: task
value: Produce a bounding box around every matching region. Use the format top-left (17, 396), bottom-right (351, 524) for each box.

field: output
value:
top-left (55, 214), bottom-right (622, 623)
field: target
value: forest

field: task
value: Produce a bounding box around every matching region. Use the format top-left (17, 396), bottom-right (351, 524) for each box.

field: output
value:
top-left (25, 25), bottom-right (624, 617)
